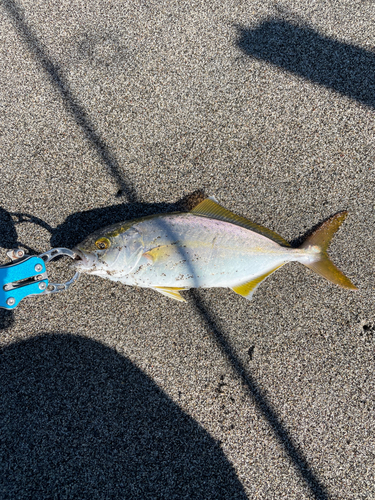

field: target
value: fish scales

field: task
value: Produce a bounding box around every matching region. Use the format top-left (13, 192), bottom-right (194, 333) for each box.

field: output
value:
top-left (133, 214), bottom-right (295, 288)
top-left (72, 197), bottom-right (357, 302)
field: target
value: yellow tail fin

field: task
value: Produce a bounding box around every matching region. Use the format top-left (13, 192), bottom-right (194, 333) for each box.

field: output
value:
top-left (300, 212), bottom-right (357, 290)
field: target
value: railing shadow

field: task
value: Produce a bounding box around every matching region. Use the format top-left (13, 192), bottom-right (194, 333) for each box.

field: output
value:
top-left (236, 18), bottom-right (375, 108)
top-left (0, 333), bottom-right (248, 499)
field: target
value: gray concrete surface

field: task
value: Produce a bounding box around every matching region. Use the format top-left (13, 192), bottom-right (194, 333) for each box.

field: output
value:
top-left (0, 0), bottom-right (374, 498)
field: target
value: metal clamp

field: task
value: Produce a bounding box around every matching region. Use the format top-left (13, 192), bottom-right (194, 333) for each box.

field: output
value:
top-left (38, 248), bottom-right (80, 294)
top-left (0, 248), bottom-right (80, 309)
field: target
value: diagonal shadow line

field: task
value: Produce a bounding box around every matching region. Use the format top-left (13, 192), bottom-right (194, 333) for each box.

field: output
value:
top-left (1, 0), bottom-right (137, 202)
top-left (1, 1), bottom-right (330, 497)
top-left (192, 290), bottom-right (329, 500)
top-left (236, 18), bottom-right (375, 109)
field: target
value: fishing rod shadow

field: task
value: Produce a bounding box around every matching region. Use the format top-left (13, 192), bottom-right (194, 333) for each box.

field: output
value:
top-left (191, 289), bottom-right (329, 500)
top-left (235, 17), bottom-right (375, 108)
top-left (2, 0), bottom-right (137, 202)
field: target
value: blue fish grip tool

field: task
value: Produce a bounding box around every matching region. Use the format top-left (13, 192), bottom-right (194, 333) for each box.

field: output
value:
top-left (0, 248), bottom-right (80, 310)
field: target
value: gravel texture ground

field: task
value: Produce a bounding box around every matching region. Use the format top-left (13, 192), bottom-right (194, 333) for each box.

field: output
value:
top-left (0, 0), bottom-right (374, 498)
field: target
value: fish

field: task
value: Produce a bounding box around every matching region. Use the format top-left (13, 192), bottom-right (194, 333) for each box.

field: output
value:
top-left (72, 197), bottom-right (357, 302)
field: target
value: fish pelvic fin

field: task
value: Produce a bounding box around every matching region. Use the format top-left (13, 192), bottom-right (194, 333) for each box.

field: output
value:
top-left (232, 265), bottom-right (285, 301)
top-left (300, 211), bottom-right (357, 290)
top-left (190, 197), bottom-right (291, 247)
top-left (153, 286), bottom-right (187, 302)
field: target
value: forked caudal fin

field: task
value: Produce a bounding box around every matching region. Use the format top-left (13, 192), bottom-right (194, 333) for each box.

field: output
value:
top-left (231, 210), bottom-right (357, 301)
top-left (299, 211), bottom-right (357, 290)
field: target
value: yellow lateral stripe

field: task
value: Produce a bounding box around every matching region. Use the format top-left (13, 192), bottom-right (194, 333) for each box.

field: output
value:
top-left (190, 198), bottom-right (290, 247)
top-left (232, 265), bottom-right (284, 297)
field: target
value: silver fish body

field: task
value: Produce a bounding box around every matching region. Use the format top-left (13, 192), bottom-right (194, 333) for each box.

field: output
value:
top-left (72, 198), bottom-right (356, 302)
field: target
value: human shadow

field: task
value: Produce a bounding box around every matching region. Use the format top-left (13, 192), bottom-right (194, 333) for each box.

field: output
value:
top-left (236, 18), bottom-right (375, 108)
top-left (0, 333), bottom-right (247, 499)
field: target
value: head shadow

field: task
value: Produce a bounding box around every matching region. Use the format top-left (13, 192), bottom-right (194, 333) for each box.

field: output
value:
top-left (5, 191), bottom-right (206, 253)
top-left (0, 333), bottom-right (247, 498)
top-left (236, 18), bottom-right (375, 108)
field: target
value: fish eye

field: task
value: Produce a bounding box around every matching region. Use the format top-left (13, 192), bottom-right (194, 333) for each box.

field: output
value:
top-left (95, 237), bottom-right (111, 250)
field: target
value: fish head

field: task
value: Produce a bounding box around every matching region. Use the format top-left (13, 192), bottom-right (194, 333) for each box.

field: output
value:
top-left (72, 223), bottom-right (144, 277)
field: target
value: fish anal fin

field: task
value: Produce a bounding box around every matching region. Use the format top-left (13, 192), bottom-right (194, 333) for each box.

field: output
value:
top-left (153, 286), bottom-right (187, 302)
top-left (232, 265), bottom-right (284, 301)
top-left (190, 198), bottom-right (290, 247)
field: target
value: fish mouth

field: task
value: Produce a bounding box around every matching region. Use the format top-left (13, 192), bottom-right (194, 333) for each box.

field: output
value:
top-left (71, 248), bottom-right (96, 271)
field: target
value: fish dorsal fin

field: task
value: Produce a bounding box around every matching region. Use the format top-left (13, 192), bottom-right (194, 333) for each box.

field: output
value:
top-left (190, 197), bottom-right (290, 247)
top-left (232, 264), bottom-right (284, 301)
top-left (153, 286), bottom-right (187, 302)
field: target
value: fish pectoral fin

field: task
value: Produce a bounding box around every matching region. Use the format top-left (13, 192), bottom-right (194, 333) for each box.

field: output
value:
top-left (152, 286), bottom-right (187, 302)
top-left (143, 251), bottom-right (155, 263)
top-left (231, 265), bottom-right (284, 301)
top-left (143, 246), bottom-right (171, 264)
top-left (190, 197), bottom-right (290, 247)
